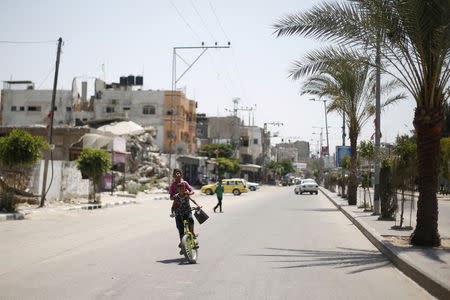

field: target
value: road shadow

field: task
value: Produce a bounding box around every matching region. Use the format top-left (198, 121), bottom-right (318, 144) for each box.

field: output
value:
top-left (156, 258), bottom-right (186, 265)
top-left (244, 247), bottom-right (390, 274)
top-left (382, 235), bottom-right (450, 263)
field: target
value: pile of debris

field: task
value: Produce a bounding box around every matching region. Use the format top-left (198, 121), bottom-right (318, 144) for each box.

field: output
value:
top-left (100, 123), bottom-right (169, 194)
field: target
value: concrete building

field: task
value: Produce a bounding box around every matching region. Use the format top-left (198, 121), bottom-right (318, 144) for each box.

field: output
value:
top-left (92, 79), bottom-right (165, 149)
top-left (1, 78), bottom-right (198, 155)
top-left (163, 90), bottom-right (197, 154)
top-left (195, 113), bottom-right (209, 148)
top-left (275, 140), bottom-right (310, 162)
top-left (238, 126), bottom-right (263, 164)
top-left (1, 81), bottom-right (75, 127)
top-left (207, 116), bottom-right (241, 145)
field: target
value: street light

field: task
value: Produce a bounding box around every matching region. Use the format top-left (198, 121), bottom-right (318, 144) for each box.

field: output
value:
top-left (310, 98), bottom-right (329, 156)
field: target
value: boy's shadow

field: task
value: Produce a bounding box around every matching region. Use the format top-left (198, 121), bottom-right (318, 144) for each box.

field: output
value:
top-left (157, 258), bottom-right (187, 265)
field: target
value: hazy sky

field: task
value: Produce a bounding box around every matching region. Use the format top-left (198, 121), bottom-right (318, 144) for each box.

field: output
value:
top-left (0, 0), bottom-right (415, 155)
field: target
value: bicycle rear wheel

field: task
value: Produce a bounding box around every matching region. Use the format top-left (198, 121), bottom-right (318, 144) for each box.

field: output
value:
top-left (181, 234), bottom-right (198, 264)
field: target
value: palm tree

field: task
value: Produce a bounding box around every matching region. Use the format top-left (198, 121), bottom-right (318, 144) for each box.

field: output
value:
top-left (296, 50), bottom-right (402, 205)
top-left (273, 0), bottom-right (450, 247)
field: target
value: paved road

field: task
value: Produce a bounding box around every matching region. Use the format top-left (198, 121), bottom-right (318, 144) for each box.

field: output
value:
top-left (0, 187), bottom-right (433, 299)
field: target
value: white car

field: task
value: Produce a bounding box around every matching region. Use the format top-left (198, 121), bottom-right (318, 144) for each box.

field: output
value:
top-left (294, 178), bottom-right (319, 195)
top-left (246, 181), bottom-right (260, 191)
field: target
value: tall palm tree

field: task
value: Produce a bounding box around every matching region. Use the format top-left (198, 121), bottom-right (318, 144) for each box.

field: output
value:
top-left (296, 50), bottom-right (402, 205)
top-left (274, 0), bottom-right (450, 247)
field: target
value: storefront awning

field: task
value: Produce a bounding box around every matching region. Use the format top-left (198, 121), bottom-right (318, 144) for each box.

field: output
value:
top-left (241, 164), bottom-right (262, 171)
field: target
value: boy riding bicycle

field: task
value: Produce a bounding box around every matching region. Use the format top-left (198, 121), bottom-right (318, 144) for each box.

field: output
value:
top-left (171, 183), bottom-right (201, 251)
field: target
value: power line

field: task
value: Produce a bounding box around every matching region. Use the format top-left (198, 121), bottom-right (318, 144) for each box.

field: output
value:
top-left (0, 40), bottom-right (56, 44)
top-left (208, 0), bottom-right (230, 41)
top-left (168, 0), bottom-right (202, 42)
top-left (189, 0), bottom-right (215, 42)
top-left (207, 1), bottom-right (247, 106)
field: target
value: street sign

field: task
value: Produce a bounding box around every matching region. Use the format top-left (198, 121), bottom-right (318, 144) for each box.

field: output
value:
top-left (336, 146), bottom-right (351, 167)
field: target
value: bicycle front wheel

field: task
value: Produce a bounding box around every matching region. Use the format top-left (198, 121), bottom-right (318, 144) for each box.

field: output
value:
top-left (181, 234), bottom-right (198, 264)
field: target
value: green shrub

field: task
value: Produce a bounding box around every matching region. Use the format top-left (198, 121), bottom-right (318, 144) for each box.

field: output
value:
top-left (76, 147), bottom-right (112, 203)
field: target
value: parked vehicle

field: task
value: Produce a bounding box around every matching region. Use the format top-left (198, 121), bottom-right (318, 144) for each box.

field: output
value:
top-left (294, 178), bottom-right (319, 195)
top-left (245, 181), bottom-right (260, 191)
top-left (200, 178), bottom-right (249, 196)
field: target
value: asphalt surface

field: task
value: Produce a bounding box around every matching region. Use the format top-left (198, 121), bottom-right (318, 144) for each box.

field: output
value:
top-left (0, 187), bottom-right (433, 299)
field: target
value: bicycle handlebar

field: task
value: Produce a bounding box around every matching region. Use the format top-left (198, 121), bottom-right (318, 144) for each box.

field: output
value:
top-left (170, 206), bottom-right (202, 218)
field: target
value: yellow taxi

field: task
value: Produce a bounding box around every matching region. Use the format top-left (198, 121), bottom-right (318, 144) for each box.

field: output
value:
top-left (200, 178), bottom-right (249, 196)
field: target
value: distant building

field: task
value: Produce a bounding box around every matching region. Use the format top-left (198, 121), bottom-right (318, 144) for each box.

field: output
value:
top-left (1, 81), bottom-right (74, 127)
top-left (1, 78), bottom-right (197, 155)
top-left (275, 140), bottom-right (310, 162)
top-left (238, 126), bottom-right (263, 164)
top-left (195, 113), bottom-right (209, 148)
top-left (163, 90), bottom-right (197, 154)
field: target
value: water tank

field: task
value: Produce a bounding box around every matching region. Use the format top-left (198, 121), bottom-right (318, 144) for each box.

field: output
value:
top-left (135, 76), bottom-right (143, 86)
top-left (119, 76), bottom-right (127, 85)
top-left (127, 75), bottom-right (135, 85)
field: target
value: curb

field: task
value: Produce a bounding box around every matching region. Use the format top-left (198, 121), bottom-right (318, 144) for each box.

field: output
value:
top-left (320, 187), bottom-right (450, 299)
top-left (0, 212), bottom-right (25, 222)
top-left (80, 199), bottom-right (138, 210)
top-left (0, 199), bottom-right (139, 222)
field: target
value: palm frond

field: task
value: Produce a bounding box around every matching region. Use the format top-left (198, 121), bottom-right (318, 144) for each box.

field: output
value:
top-left (289, 46), bottom-right (369, 80)
top-left (272, 1), bottom-right (375, 45)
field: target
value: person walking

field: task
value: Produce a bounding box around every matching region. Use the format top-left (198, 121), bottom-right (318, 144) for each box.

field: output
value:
top-left (213, 180), bottom-right (224, 213)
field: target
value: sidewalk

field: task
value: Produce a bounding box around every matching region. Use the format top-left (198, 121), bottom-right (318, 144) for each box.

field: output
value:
top-left (0, 191), bottom-right (170, 222)
top-left (320, 187), bottom-right (450, 299)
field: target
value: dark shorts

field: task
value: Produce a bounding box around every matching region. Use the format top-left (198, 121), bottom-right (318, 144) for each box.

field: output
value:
top-left (175, 210), bottom-right (194, 238)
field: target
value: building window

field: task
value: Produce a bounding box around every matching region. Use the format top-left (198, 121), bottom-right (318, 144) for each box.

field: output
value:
top-left (66, 107), bottom-right (72, 112)
top-left (253, 138), bottom-right (258, 144)
top-left (166, 109), bottom-right (173, 115)
top-left (240, 136), bottom-right (249, 147)
top-left (123, 107), bottom-right (130, 111)
top-left (196, 129), bottom-right (203, 136)
top-left (19, 106), bottom-right (25, 111)
top-left (167, 131), bottom-right (174, 138)
top-left (143, 105), bottom-right (155, 115)
top-left (27, 106), bottom-right (41, 112)
top-left (106, 106), bottom-right (115, 113)
top-left (11, 106), bottom-right (17, 111)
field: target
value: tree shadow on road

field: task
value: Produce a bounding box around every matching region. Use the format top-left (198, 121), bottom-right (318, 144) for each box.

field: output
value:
top-left (244, 247), bottom-right (390, 274)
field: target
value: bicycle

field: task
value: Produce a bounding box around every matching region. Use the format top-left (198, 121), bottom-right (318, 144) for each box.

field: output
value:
top-left (171, 207), bottom-right (200, 264)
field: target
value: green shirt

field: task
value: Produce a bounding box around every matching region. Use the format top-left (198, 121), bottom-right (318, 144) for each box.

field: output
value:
top-left (215, 185), bottom-right (224, 197)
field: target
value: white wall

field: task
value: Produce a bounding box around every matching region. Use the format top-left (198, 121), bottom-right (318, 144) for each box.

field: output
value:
top-left (1, 89), bottom-right (73, 126)
top-left (30, 160), bottom-right (89, 201)
top-left (96, 89), bottom-right (165, 149)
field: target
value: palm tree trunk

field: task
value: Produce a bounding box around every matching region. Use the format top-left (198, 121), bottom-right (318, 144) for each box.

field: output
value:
top-left (348, 132), bottom-right (358, 205)
top-left (410, 107), bottom-right (442, 247)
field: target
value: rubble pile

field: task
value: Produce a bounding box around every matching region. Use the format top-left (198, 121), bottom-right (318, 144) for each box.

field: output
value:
top-left (123, 127), bottom-right (169, 194)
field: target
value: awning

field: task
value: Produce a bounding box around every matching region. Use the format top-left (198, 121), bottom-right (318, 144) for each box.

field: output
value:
top-left (241, 164), bottom-right (262, 171)
top-left (177, 155), bottom-right (212, 165)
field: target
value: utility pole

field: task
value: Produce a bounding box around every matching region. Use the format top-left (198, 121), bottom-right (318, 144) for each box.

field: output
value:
top-left (40, 37), bottom-right (62, 207)
top-left (310, 98), bottom-right (329, 156)
top-left (225, 98), bottom-right (256, 156)
top-left (262, 122), bottom-right (283, 183)
top-left (167, 42), bottom-right (230, 174)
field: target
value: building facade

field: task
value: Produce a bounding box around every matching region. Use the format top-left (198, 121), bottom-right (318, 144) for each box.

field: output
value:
top-left (163, 90), bottom-right (197, 154)
top-left (1, 81), bottom-right (74, 127)
top-left (1, 78), bottom-right (198, 155)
